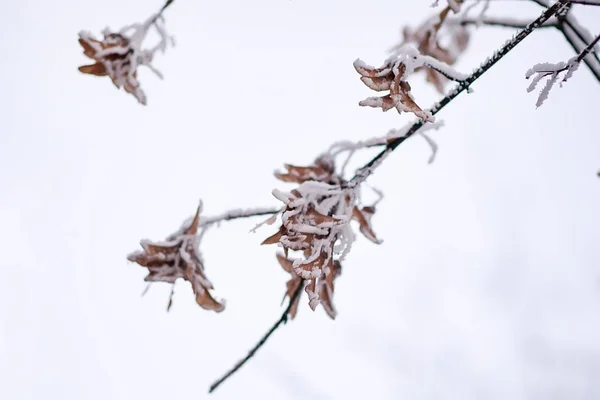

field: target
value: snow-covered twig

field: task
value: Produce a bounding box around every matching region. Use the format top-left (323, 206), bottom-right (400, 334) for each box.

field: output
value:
top-left (346, 0), bottom-right (569, 188)
top-left (199, 207), bottom-right (280, 227)
top-left (526, 32), bottom-right (600, 106)
top-left (531, 0), bottom-right (600, 81)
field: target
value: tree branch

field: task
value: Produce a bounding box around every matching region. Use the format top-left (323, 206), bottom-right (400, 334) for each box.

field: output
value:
top-left (557, 21), bottom-right (600, 81)
top-left (531, 0), bottom-right (600, 81)
top-left (208, 281), bottom-right (305, 393)
top-left (568, 0), bottom-right (600, 5)
top-left (150, 0), bottom-right (175, 25)
top-left (574, 32), bottom-right (600, 61)
top-left (199, 207), bottom-right (280, 227)
top-left (347, 0), bottom-right (569, 187)
top-left (457, 16), bottom-right (557, 29)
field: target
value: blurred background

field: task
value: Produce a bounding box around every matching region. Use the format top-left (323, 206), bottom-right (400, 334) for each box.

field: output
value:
top-left (1, 0), bottom-right (599, 398)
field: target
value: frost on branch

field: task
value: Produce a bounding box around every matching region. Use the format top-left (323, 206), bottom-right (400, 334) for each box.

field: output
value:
top-left (525, 58), bottom-right (580, 107)
top-left (77, 1), bottom-right (174, 104)
top-left (524, 28), bottom-right (600, 108)
top-left (354, 45), bottom-right (466, 122)
top-left (397, 5), bottom-right (470, 93)
top-left (262, 155), bottom-right (381, 316)
top-left (127, 204), bottom-right (225, 312)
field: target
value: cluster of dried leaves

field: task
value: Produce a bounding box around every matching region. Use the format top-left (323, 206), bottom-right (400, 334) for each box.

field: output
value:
top-left (120, 0), bottom-right (600, 322)
top-left (78, 1), bottom-right (173, 104)
top-left (127, 204), bottom-right (225, 312)
top-left (126, 153), bottom-right (381, 319)
top-left (262, 156), bottom-right (381, 319)
top-left (354, 2), bottom-right (469, 121)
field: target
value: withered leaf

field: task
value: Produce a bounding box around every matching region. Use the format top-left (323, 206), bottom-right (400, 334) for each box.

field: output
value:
top-left (355, 59), bottom-right (432, 122)
top-left (352, 206), bottom-right (382, 244)
top-left (128, 205), bottom-right (225, 312)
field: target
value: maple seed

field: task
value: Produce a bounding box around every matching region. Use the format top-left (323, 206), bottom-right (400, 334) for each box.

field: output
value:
top-left (127, 205), bottom-right (225, 312)
top-left (77, 1), bottom-right (173, 104)
top-left (264, 155), bottom-right (382, 316)
top-left (354, 59), bottom-right (433, 122)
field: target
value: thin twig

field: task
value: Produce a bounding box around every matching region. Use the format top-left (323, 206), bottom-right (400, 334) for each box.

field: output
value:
top-left (200, 208), bottom-right (280, 227)
top-left (575, 32), bottom-right (600, 62)
top-left (166, 282), bottom-right (176, 311)
top-left (160, 0), bottom-right (175, 13)
top-left (347, 0), bottom-right (569, 188)
top-left (208, 281), bottom-right (305, 393)
top-left (457, 16), bottom-right (557, 29)
top-left (531, 0), bottom-right (600, 81)
top-left (150, 0), bottom-right (175, 25)
top-left (568, 0), bottom-right (600, 5)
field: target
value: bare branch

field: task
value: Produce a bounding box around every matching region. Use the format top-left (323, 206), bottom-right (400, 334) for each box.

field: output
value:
top-left (199, 207), bottom-right (281, 227)
top-left (577, 32), bottom-right (600, 61)
top-left (568, 0), bottom-right (600, 5)
top-left (150, 0), bottom-right (175, 24)
top-left (208, 281), bottom-right (305, 393)
top-left (347, 0), bottom-right (569, 188)
top-left (456, 16), bottom-right (557, 29)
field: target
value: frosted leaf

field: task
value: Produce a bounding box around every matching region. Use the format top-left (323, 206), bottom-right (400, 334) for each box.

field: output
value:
top-left (354, 54), bottom-right (440, 122)
top-left (264, 154), bottom-right (382, 316)
top-left (127, 204), bottom-right (225, 312)
top-left (77, 1), bottom-right (174, 104)
top-left (389, 4), bottom-right (470, 93)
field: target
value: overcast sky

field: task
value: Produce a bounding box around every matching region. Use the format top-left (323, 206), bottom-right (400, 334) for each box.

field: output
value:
top-left (1, 0), bottom-right (599, 399)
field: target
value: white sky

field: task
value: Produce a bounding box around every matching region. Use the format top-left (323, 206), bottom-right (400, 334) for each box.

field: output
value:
top-left (1, 1), bottom-right (599, 399)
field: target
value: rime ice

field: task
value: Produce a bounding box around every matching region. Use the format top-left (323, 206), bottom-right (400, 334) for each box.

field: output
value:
top-left (77, 2), bottom-right (174, 104)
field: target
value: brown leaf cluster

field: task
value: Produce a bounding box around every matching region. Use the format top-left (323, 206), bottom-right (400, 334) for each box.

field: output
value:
top-left (274, 155), bottom-right (339, 185)
top-left (354, 59), bottom-right (433, 122)
top-left (78, 31), bottom-right (148, 104)
top-left (127, 205), bottom-right (225, 312)
top-left (264, 156), bottom-right (382, 316)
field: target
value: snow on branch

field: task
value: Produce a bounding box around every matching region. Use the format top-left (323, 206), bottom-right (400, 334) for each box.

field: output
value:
top-left (328, 120), bottom-right (445, 169)
top-left (526, 32), bottom-right (600, 107)
top-left (354, 45), bottom-right (467, 122)
top-left (346, 0), bottom-right (570, 188)
top-left (77, 0), bottom-right (176, 104)
top-left (390, 4), bottom-right (470, 94)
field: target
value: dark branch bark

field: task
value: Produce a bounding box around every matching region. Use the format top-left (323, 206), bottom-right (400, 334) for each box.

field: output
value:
top-left (208, 281), bottom-right (305, 393)
top-left (161, 0), bottom-right (175, 13)
top-left (568, 0), bottom-right (600, 5)
top-left (575, 33), bottom-right (600, 62)
top-left (347, 0), bottom-right (569, 187)
top-left (150, 0), bottom-right (175, 24)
